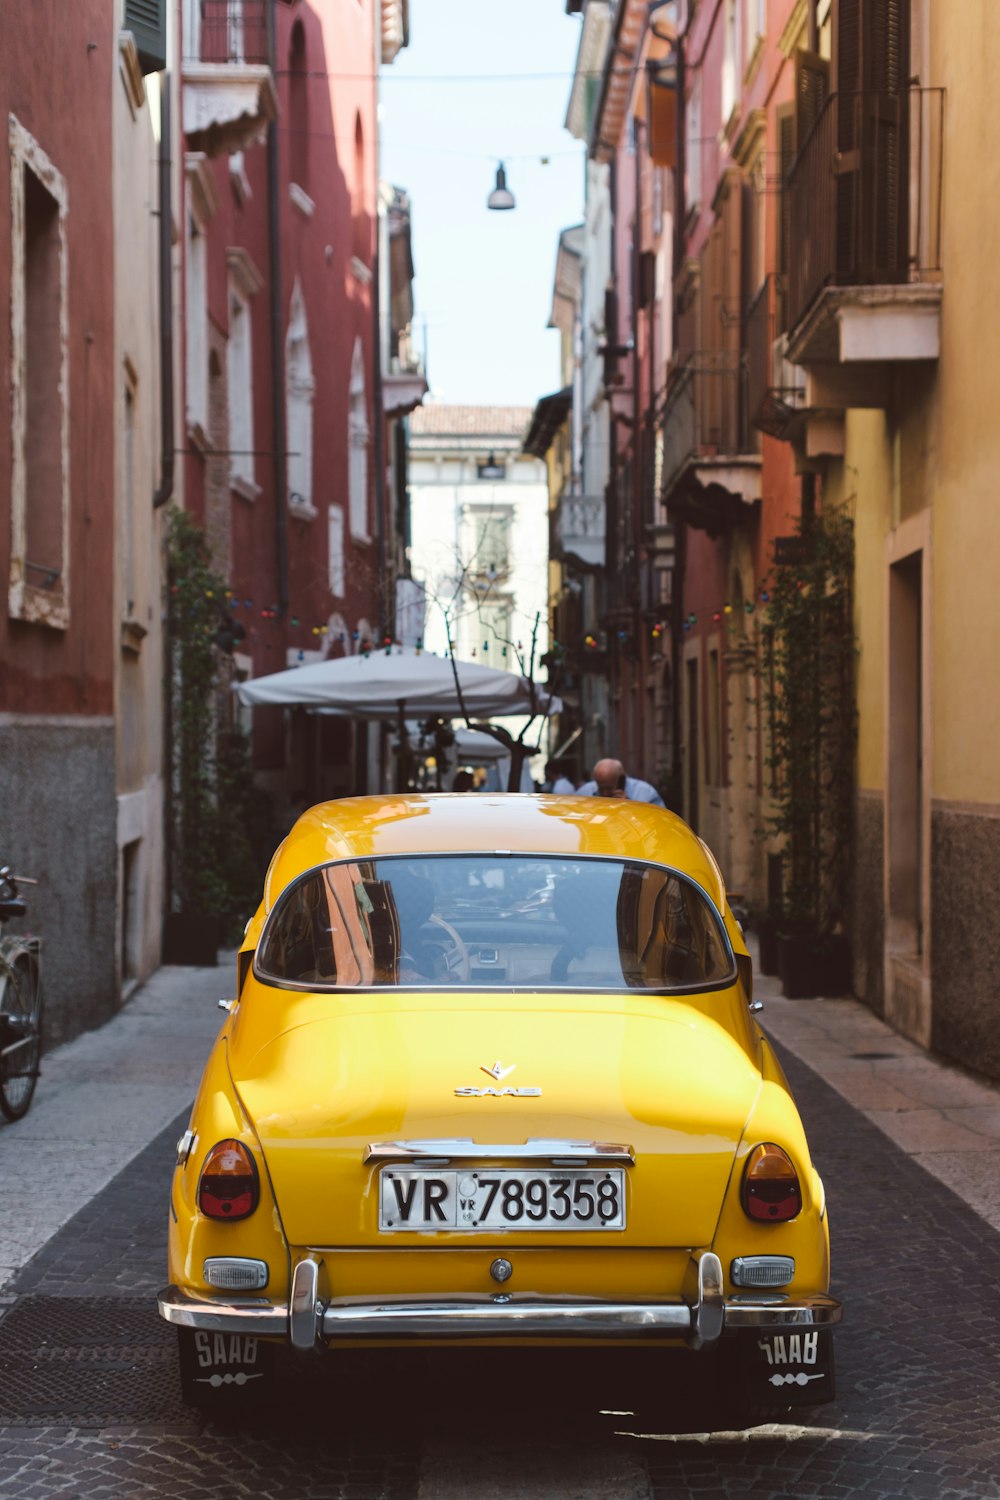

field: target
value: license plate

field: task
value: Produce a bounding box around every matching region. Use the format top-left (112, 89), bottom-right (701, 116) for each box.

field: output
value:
top-left (379, 1168), bottom-right (626, 1232)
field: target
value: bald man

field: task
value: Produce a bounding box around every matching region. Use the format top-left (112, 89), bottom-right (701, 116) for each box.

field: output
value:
top-left (577, 758), bottom-right (665, 807)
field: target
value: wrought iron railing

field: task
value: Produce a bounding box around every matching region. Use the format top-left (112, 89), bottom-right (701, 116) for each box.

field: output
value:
top-left (786, 88), bottom-right (944, 334)
top-left (661, 351), bottom-right (757, 498)
top-left (184, 0), bottom-right (269, 65)
top-left (746, 275), bottom-right (806, 438)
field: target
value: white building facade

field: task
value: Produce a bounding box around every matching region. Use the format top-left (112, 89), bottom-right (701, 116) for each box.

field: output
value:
top-left (407, 405), bottom-right (550, 741)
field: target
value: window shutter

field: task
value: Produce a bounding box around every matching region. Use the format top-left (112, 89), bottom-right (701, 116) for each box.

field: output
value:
top-left (775, 103), bottom-right (796, 330)
top-left (125, 0), bottom-right (167, 76)
top-left (794, 48), bottom-right (830, 148)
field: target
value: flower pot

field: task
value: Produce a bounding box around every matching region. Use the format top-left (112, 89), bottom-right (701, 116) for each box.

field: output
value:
top-left (162, 913), bottom-right (220, 967)
top-left (777, 931), bottom-right (851, 1000)
top-left (755, 916), bottom-right (780, 977)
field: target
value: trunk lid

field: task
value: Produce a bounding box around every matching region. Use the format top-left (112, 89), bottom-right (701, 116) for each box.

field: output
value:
top-left (229, 992), bottom-right (760, 1248)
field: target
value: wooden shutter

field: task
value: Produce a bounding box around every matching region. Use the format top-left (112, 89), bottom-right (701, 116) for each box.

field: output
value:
top-left (125, 0), bottom-right (167, 75)
top-left (775, 103), bottom-right (796, 331)
top-left (795, 48), bottom-right (830, 147)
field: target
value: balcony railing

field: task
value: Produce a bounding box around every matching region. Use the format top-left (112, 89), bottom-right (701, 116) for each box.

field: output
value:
top-left (661, 352), bottom-right (756, 499)
top-left (786, 88), bottom-right (944, 334)
top-left (184, 0), bottom-right (269, 65)
top-left (747, 275), bottom-right (806, 439)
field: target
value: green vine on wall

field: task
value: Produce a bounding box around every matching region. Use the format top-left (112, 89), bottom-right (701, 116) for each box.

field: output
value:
top-left (763, 508), bottom-right (858, 935)
top-left (165, 507), bottom-right (260, 938)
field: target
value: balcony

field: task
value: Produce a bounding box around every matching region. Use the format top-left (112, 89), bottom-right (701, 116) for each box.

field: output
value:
top-left (747, 275), bottom-right (807, 442)
top-left (183, 0), bottom-right (277, 158)
top-left (785, 89), bottom-right (944, 375)
top-left (554, 494), bottom-right (605, 571)
top-left (661, 353), bottom-right (760, 537)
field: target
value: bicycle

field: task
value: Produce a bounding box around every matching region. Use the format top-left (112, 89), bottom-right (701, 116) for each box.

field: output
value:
top-left (0, 866), bottom-right (43, 1121)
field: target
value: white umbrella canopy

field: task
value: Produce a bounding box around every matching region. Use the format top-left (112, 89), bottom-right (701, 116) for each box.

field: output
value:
top-left (234, 646), bottom-right (559, 720)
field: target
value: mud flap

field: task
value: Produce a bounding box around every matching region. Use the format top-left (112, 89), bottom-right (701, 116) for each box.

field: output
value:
top-left (177, 1327), bottom-right (275, 1409)
top-left (730, 1326), bottom-right (836, 1408)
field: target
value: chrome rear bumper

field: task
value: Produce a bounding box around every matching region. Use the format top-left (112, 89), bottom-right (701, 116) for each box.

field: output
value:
top-left (158, 1251), bottom-right (842, 1350)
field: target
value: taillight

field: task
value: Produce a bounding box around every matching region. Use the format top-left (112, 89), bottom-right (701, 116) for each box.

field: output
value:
top-left (198, 1139), bottom-right (259, 1221)
top-left (741, 1142), bottom-right (802, 1222)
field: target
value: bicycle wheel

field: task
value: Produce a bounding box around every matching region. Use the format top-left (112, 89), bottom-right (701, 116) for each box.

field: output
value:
top-left (0, 952), bottom-right (42, 1121)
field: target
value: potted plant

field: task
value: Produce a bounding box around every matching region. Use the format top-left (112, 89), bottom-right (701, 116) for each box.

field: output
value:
top-left (763, 509), bottom-right (857, 999)
top-left (163, 509), bottom-right (261, 965)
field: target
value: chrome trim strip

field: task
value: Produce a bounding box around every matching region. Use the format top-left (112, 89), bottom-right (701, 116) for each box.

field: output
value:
top-left (157, 1285), bottom-right (842, 1341)
top-left (724, 1294), bottom-right (842, 1328)
top-left (157, 1285), bottom-right (287, 1336)
top-left (290, 1257), bottom-right (320, 1351)
top-left (363, 1138), bottom-right (635, 1165)
top-left (321, 1297), bottom-right (694, 1337)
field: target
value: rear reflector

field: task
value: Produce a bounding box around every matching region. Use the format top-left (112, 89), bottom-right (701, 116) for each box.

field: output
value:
top-left (198, 1139), bottom-right (260, 1221)
top-left (730, 1254), bottom-right (795, 1287)
top-left (741, 1142), bottom-right (802, 1222)
top-left (204, 1257), bottom-right (269, 1291)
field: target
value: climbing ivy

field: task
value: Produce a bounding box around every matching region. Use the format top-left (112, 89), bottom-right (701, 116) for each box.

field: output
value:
top-left (763, 508), bottom-right (857, 935)
top-left (165, 508), bottom-right (260, 938)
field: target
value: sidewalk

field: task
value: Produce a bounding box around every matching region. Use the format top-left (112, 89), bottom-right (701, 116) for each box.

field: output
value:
top-left (0, 956), bottom-right (232, 1292)
top-left (2, 943), bottom-right (999, 1293)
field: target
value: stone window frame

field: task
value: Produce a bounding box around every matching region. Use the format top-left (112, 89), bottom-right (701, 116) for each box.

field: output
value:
top-left (8, 113), bottom-right (70, 630)
top-left (185, 154), bottom-right (219, 452)
top-left (348, 337), bottom-right (370, 542)
top-left (286, 277), bottom-right (316, 520)
top-left (328, 502), bottom-right (345, 599)
top-left (226, 246), bottom-right (264, 501)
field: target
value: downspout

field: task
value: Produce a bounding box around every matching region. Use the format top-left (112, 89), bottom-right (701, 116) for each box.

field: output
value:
top-left (153, 80), bottom-right (174, 509)
top-left (266, 1), bottom-right (289, 614)
top-left (669, 20), bottom-right (688, 813)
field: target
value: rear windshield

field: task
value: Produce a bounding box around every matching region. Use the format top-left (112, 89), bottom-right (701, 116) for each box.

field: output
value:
top-left (255, 855), bottom-right (735, 993)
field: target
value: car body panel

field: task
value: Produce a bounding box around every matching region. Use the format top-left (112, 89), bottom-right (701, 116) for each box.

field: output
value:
top-left (163, 794), bottom-right (837, 1366)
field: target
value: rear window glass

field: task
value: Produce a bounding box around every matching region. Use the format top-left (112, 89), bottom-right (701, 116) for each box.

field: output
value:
top-left (255, 855), bottom-right (735, 993)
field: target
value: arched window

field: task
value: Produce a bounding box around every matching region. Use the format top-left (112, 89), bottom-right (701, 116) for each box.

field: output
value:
top-left (348, 338), bottom-right (369, 540)
top-left (352, 114), bottom-right (368, 261)
top-left (286, 279), bottom-right (314, 519)
top-left (288, 20), bottom-right (309, 189)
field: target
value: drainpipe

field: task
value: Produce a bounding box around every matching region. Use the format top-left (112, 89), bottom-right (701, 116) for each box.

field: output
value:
top-left (669, 21), bottom-right (688, 813)
top-left (266, 1), bottom-right (289, 614)
top-left (372, 204), bottom-right (387, 633)
top-left (153, 80), bottom-right (174, 509)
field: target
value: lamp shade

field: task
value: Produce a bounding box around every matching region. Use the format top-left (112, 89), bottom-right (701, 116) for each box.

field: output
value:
top-left (487, 162), bottom-right (515, 211)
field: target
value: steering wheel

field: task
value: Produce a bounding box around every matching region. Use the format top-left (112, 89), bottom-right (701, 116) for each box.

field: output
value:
top-left (425, 915), bottom-right (471, 983)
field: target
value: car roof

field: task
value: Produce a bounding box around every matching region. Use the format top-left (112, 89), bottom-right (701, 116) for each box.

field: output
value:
top-left (263, 793), bottom-right (728, 913)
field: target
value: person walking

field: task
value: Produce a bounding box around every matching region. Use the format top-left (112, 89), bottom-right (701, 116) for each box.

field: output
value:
top-left (543, 758), bottom-right (577, 794)
top-left (577, 758), bottom-right (665, 807)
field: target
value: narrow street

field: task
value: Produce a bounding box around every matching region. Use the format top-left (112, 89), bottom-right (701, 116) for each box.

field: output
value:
top-left (0, 965), bottom-right (998, 1499)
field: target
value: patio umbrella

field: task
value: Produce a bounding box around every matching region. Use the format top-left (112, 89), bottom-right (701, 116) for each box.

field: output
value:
top-left (234, 645), bottom-right (558, 719)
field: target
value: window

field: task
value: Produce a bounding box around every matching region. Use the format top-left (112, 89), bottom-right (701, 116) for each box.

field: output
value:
top-left (469, 507), bottom-right (512, 578)
top-left (685, 76), bottom-right (702, 216)
top-left (254, 855), bottom-right (736, 992)
top-left (289, 20), bottom-right (309, 188)
top-left (348, 338), bottom-right (369, 539)
top-left (721, 0), bottom-right (740, 123)
top-left (286, 278), bottom-right (315, 518)
top-left (708, 647), bottom-right (721, 785)
top-left (328, 504), bottom-right (345, 598)
top-left (8, 116), bottom-right (69, 628)
top-left (185, 156), bottom-right (219, 446)
top-left (226, 249), bottom-right (263, 497)
top-left (126, 0), bottom-right (167, 74)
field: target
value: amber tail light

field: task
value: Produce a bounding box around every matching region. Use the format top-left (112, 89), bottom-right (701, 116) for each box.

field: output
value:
top-left (198, 1139), bottom-right (260, 1221)
top-left (741, 1142), bottom-right (802, 1222)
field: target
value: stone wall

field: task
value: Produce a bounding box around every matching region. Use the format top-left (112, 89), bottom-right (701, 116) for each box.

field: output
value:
top-left (852, 790), bottom-right (885, 1016)
top-left (932, 804), bottom-right (1000, 1078)
top-left (0, 715), bottom-right (118, 1046)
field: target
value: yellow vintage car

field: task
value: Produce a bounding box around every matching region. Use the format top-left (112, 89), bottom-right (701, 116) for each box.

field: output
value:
top-left (158, 793), bottom-right (840, 1418)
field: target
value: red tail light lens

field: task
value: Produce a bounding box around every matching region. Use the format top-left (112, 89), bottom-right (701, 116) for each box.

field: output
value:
top-left (741, 1142), bottom-right (802, 1222)
top-left (198, 1139), bottom-right (259, 1221)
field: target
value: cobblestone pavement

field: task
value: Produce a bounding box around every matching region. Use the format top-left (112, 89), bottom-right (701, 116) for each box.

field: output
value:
top-left (1, 1045), bottom-right (999, 1498)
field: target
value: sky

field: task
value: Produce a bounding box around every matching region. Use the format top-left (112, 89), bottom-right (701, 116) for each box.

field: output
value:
top-left (379, 1), bottom-right (587, 409)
